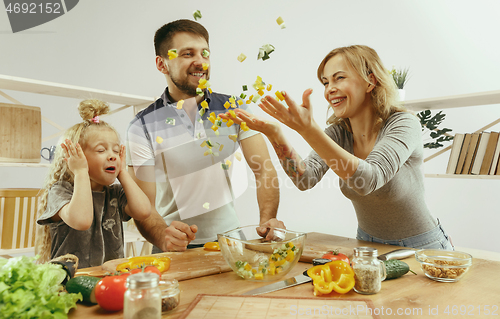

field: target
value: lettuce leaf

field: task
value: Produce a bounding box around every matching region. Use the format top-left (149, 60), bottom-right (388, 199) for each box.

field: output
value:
top-left (0, 256), bottom-right (82, 319)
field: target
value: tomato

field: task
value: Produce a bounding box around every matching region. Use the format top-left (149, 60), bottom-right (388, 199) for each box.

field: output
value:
top-left (94, 273), bottom-right (129, 311)
top-left (129, 268), bottom-right (142, 274)
top-left (204, 242), bottom-right (220, 251)
top-left (143, 265), bottom-right (162, 276)
top-left (322, 249), bottom-right (350, 264)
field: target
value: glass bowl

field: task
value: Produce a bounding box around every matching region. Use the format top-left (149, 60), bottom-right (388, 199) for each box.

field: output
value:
top-left (217, 225), bottom-right (306, 282)
top-left (415, 249), bottom-right (472, 282)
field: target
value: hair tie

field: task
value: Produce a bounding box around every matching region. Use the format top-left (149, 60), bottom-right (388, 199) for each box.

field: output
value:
top-left (91, 115), bottom-right (100, 123)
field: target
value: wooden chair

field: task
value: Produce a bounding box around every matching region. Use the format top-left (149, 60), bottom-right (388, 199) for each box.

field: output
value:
top-left (0, 189), bottom-right (41, 258)
top-left (124, 220), bottom-right (152, 257)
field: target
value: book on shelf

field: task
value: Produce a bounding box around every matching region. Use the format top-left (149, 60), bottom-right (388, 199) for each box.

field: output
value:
top-left (471, 132), bottom-right (490, 175)
top-left (490, 134), bottom-right (500, 175)
top-left (480, 132), bottom-right (499, 175)
top-left (461, 132), bottom-right (481, 174)
top-left (455, 133), bottom-right (472, 174)
top-left (446, 133), bottom-right (464, 174)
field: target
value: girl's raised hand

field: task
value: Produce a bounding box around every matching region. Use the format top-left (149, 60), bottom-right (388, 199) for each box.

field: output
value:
top-left (61, 139), bottom-right (88, 175)
top-left (117, 145), bottom-right (127, 177)
top-left (260, 89), bottom-right (317, 135)
top-left (219, 108), bottom-right (282, 138)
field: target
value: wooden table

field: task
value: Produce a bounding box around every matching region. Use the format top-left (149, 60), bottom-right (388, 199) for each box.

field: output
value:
top-left (69, 233), bottom-right (500, 319)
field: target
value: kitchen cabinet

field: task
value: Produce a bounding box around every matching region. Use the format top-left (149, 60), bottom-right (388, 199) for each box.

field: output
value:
top-left (0, 74), bottom-right (154, 167)
top-left (406, 89), bottom-right (500, 179)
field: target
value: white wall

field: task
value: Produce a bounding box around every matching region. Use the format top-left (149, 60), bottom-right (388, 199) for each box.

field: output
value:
top-left (1, 0), bottom-right (499, 252)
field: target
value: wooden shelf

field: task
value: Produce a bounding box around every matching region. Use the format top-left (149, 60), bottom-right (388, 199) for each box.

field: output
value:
top-left (0, 74), bottom-right (156, 168)
top-left (405, 90), bottom-right (500, 111)
top-left (425, 174), bottom-right (500, 179)
top-left (0, 74), bottom-right (154, 107)
top-left (0, 163), bottom-right (50, 168)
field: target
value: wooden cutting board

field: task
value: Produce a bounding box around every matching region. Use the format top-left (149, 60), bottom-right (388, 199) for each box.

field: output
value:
top-left (178, 294), bottom-right (381, 319)
top-left (101, 248), bottom-right (231, 281)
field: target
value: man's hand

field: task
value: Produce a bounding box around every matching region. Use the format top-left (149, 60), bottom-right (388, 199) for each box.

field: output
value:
top-left (257, 218), bottom-right (286, 241)
top-left (163, 221), bottom-right (198, 251)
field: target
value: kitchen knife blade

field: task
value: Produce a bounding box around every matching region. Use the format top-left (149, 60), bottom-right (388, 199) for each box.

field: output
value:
top-left (241, 274), bottom-right (312, 296)
top-left (377, 249), bottom-right (415, 261)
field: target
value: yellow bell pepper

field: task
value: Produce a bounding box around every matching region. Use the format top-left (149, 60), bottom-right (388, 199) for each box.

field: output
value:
top-left (203, 242), bottom-right (220, 251)
top-left (116, 256), bottom-right (171, 273)
top-left (307, 260), bottom-right (355, 296)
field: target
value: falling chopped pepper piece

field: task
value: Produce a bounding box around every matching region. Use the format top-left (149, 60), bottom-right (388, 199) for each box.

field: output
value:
top-left (275, 91), bottom-right (285, 101)
top-left (156, 136), bottom-right (163, 144)
top-left (201, 100), bottom-right (209, 109)
top-left (203, 202), bottom-right (210, 209)
top-left (193, 10), bottom-right (202, 21)
top-left (202, 49), bottom-right (210, 58)
top-left (234, 152), bottom-right (242, 161)
top-left (166, 118), bottom-right (175, 125)
top-left (176, 99), bottom-right (184, 109)
top-left (196, 88), bottom-right (203, 96)
top-left (267, 84), bottom-right (273, 91)
top-left (168, 49), bottom-right (178, 60)
top-left (226, 119), bottom-right (234, 127)
top-left (257, 44), bottom-right (275, 61)
top-left (237, 53), bottom-right (247, 62)
top-left (228, 134), bottom-right (238, 142)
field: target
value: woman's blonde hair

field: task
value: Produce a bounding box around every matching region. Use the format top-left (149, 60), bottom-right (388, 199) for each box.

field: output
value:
top-left (35, 99), bottom-right (119, 263)
top-left (317, 45), bottom-right (406, 131)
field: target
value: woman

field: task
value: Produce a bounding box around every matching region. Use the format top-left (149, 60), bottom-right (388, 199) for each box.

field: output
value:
top-left (223, 45), bottom-right (453, 250)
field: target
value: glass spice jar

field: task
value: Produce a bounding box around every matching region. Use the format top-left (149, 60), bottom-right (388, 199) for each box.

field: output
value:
top-left (124, 272), bottom-right (161, 319)
top-left (351, 247), bottom-right (386, 295)
top-left (159, 279), bottom-right (180, 314)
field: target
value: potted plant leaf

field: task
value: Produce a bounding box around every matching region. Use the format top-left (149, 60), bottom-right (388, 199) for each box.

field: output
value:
top-left (390, 67), bottom-right (410, 101)
top-left (417, 110), bottom-right (454, 149)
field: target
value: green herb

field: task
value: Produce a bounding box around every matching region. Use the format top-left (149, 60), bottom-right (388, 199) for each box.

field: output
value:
top-left (0, 256), bottom-right (82, 319)
top-left (390, 67), bottom-right (410, 89)
top-left (257, 44), bottom-right (275, 61)
top-left (193, 10), bottom-right (202, 21)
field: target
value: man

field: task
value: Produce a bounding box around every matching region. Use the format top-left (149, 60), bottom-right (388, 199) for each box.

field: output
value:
top-left (126, 19), bottom-right (283, 252)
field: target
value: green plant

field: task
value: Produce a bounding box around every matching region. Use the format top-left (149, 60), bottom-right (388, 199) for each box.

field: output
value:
top-left (390, 67), bottom-right (410, 89)
top-left (417, 110), bottom-right (454, 149)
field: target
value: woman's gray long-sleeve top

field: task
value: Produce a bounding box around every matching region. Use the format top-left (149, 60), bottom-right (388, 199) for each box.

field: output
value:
top-left (294, 112), bottom-right (437, 240)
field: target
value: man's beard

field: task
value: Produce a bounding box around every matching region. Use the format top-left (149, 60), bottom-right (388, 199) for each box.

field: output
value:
top-left (169, 71), bottom-right (210, 97)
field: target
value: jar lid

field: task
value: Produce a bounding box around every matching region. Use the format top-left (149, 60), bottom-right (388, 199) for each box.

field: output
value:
top-left (126, 272), bottom-right (159, 289)
top-left (353, 247), bottom-right (378, 257)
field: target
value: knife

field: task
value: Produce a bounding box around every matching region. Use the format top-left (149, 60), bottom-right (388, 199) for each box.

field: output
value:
top-left (377, 249), bottom-right (415, 261)
top-left (241, 248), bottom-right (415, 296)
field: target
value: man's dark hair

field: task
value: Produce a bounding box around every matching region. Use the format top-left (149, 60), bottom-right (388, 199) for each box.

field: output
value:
top-left (154, 19), bottom-right (209, 58)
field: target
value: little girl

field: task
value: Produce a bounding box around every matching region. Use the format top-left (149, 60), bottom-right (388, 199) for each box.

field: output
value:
top-left (35, 99), bottom-right (151, 268)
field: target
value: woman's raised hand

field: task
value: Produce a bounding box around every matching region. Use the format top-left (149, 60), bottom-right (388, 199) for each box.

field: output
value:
top-left (260, 89), bottom-right (317, 135)
top-left (219, 108), bottom-right (282, 138)
top-left (61, 139), bottom-right (88, 175)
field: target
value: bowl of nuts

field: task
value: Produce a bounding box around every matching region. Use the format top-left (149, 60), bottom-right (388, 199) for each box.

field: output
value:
top-left (415, 249), bottom-right (472, 282)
